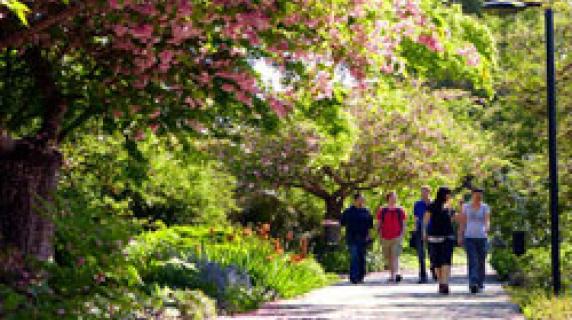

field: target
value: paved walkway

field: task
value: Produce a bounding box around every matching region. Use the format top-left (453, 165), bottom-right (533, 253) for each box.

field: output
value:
top-left (221, 267), bottom-right (523, 320)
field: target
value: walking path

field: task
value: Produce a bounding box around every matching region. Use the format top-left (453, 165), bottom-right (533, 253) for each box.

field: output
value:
top-left (221, 266), bottom-right (523, 320)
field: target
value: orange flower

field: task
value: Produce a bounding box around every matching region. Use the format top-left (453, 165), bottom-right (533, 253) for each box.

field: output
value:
top-left (258, 223), bottom-right (271, 238)
top-left (290, 254), bottom-right (305, 264)
top-left (273, 239), bottom-right (283, 253)
top-left (243, 228), bottom-right (253, 236)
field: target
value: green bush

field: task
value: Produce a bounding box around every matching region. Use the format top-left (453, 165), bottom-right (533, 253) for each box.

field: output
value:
top-left (490, 248), bottom-right (520, 281)
top-left (491, 243), bottom-right (572, 320)
top-left (516, 245), bottom-right (572, 290)
top-left (142, 287), bottom-right (217, 320)
top-left (127, 226), bottom-right (335, 313)
top-left (508, 288), bottom-right (572, 320)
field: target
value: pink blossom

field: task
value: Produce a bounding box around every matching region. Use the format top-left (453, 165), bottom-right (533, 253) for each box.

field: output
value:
top-left (134, 130), bottom-right (145, 141)
top-left (221, 83), bottom-right (235, 93)
top-left (457, 44), bottom-right (480, 66)
top-left (185, 96), bottom-right (197, 108)
top-left (131, 24), bottom-right (154, 42)
top-left (113, 25), bottom-right (128, 37)
top-left (94, 272), bottom-right (106, 284)
top-left (149, 110), bottom-right (161, 120)
top-left (159, 50), bottom-right (174, 65)
top-left (108, 0), bottom-right (121, 10)
top-left (381, 63), bottom-right (394, 74)
top-left (130, 105), bottom-right (142, 114)
top-left (112, 109), bottom-right (123, 119)
top-left (417, 33), bottom-right (443, 52)
top-left (268, 97), bottom-right (288, 118)
top-left (149, 123), bottom-right (160, 133)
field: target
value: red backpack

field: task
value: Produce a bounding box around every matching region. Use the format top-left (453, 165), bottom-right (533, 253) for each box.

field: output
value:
top-left (378, 207), bottom-right (405, 234)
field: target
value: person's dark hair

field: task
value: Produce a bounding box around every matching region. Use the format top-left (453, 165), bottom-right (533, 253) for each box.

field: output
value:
top-left (472, 188), bottom-right (484, 194)
top-left (433, 187), bottom-right (451, 209)
top-left (354, 193), bottom-right (363, 200)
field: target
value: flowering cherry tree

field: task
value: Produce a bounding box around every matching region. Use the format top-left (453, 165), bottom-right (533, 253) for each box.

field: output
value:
top-left (0, 0), bottom-right (488, 262)
top-left (216, 89), bottom-right (496, 219)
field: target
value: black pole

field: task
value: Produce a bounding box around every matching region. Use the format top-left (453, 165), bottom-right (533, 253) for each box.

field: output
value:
top-left (545, 8), bottom-right (561, 296)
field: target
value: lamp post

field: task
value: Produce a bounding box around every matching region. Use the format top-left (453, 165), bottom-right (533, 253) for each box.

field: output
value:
top-left (482, 1), bottom-right (561, 295)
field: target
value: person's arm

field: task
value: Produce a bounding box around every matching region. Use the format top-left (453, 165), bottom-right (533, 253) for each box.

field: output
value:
top-left (457, 205), bottom-right (467, 246)
top-left (340, 209), bottom-right (347, 226)
top-left (422, 210), bottom-right (431, 242)
top-left (484, 206), bottom-right (491, 235)
top-left (376, 208), bottom-right (383, 238)
top-left (413, 202), bottom-right (420, 226)
top-left (368, 211), bottom-right (374, 230)
top-left (400, 208), bottom-right (407, 239)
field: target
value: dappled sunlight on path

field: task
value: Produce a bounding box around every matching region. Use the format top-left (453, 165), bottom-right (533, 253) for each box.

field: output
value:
top-left (221, 267), bottom-right (523, 320)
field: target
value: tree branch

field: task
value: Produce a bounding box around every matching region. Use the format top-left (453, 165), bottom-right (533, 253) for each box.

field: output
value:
top-left (57, 104), bottom-right (102, 143)
top-left (0, 0), bottom-right (102, 50)
top-left (23, 47), bottom-right (67, 145)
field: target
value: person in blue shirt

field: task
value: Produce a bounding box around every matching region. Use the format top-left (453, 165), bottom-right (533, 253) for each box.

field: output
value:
top-left (340, 193), bottom-right (373, 284)
top-left (413, 185), bottom-right (431, 283)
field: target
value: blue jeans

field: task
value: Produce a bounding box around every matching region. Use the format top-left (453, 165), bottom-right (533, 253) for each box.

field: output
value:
top-left (415, 230), bottom-right (428, 280)
top-left (465, 238), bottom-right (488, 287)
top-left (348, 243), bottom-right (366, 283)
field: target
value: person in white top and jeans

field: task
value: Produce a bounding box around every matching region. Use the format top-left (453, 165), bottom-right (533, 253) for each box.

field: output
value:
top-left (458, 188), bottom-right (491, 294)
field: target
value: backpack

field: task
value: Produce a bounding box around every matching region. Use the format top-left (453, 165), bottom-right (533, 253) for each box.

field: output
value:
top-left (379, 207), bottom-right (405, 234)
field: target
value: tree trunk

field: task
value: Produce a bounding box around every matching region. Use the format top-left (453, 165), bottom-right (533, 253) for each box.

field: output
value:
top-left (325, 196), bottom-right (344, 220)
top-left (0, 138), bottom-right (62, 262)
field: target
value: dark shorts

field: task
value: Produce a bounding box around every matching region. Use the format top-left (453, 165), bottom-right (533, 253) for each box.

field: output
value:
top-left (428, 240), bottom-right (454, 268)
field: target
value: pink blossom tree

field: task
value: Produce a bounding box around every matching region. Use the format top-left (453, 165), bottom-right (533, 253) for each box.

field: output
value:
top-left (0, 0), bottom-right (488, 262)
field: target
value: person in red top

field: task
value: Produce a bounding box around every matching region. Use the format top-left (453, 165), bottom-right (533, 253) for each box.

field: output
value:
top-left (377, 191), bottom-right (407, 283)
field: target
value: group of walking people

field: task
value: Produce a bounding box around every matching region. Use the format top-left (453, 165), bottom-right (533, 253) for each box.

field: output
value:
top-left (340, 186), bottom-right (491, 295)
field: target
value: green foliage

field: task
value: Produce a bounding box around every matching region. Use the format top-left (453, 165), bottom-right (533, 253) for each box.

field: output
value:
top-left (474, 2), bottom-right (572, 247)
top-left (491, 244), bottom-right (572, 319)
top-left (400, 1), bottom-right (496, 96)
top-left (144, 287), bottom-right (217, 320)
top-left (127, 225), bottom-right (335, 313)
top-left (490, 248), bottom-right (520, 281)
top-left (233, 188), bottom-right (325, 237)
top-left (0, 0), bottom-right (30, 25)
top-left (60, 130), bottom-right (236, 226)
top-left (508, 288), bottom-right (572, 320)
top-left (491, 244), bottom-right (572, 289)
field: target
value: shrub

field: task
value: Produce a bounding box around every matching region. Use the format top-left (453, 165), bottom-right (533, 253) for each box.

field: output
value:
top-left (490, 248), bottom-right (521, 281)
top-left (141, 287), bottom-right (217, 320)
top-left (508, 288), bottom-right (572, 320)
top-left (127, 226), bottom-right (335, 313)
top-left (491, 243), bottom-right (572, 320)
top-left (516, 244), bottom-right (572, 290)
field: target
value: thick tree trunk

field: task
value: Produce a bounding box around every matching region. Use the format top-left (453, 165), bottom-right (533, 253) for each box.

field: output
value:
top-left (0, 138), bottom-right (62, 261)
top-left (0, 46), bottom-right (67, 265)
top-left (325, 197), bottom-right (344, 220)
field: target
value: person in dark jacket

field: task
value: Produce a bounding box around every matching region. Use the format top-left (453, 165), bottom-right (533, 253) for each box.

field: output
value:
top-left (340, 193), bottom-right (373, 284)
top-left (423, 187), bottom-right (456, 295)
